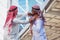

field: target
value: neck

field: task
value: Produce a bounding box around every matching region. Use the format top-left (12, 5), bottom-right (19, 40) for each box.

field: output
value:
top-left (34, 14), bottom-right (39, 19)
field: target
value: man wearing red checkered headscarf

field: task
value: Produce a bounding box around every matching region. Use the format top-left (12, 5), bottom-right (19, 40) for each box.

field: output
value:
top-left (4, 5), bottom-right (18, 40)
top-left (4, 5), bottom-right (18, 34)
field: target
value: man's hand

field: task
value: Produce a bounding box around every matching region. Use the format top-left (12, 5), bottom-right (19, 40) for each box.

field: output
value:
top-left (27, 12), bottom-right (33, 16)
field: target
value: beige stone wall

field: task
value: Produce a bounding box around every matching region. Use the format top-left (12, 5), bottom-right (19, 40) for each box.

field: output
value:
top-left (21, 13), bottom-right (60, 40)
top-left (44, 13), bottom-right (60, 40)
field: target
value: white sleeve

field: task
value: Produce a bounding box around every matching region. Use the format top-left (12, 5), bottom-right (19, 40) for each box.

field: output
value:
top-left (13, 18), bottom-right (29, 24)
top-left (17, 13), bottom-right (28, 18)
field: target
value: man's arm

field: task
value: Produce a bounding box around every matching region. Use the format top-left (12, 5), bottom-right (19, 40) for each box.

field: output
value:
top-left (13, 18), bottom-right (29, 24)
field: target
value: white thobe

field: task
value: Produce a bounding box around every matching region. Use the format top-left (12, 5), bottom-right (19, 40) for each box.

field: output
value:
top-left (32, 18), bottom-right (47, 40)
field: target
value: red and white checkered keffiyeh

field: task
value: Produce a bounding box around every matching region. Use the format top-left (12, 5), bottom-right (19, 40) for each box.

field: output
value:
top-left (4, 5), bottom-right (18, 34)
